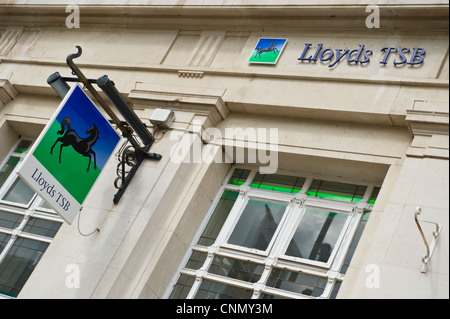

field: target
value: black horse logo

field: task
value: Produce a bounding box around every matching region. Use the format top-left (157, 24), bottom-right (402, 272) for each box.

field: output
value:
top-left (50, 117), bottom-right (99, 172)
top-left (254, 42), bottom-right (279, 59)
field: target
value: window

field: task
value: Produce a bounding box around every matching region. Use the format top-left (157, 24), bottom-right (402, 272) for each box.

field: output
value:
top-left (0, 138), bottom-right (63, 298)
top-left (227, 200), bottom-right (287, 252)
top-left (284, 208), bottom-right (348, 264)
top-left (167, 167), bottom-right (380, 299)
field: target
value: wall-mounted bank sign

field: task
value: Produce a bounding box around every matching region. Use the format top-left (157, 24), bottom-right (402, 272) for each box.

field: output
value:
top-left (18, 84), bottom-right (120, 224)
top-left (249, 38), bottom-right (426, 67)
top-left (249, 38), bottom-right (287, 64)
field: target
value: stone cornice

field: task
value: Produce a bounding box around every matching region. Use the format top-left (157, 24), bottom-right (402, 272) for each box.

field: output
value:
top-left (0, 2), bottom-right (448, 31)
top-left (0, 1), bottom-right (448, 15)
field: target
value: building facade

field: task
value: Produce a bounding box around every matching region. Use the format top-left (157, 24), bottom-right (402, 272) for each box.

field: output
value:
top-left (0, 1), bottom-right (448, 299)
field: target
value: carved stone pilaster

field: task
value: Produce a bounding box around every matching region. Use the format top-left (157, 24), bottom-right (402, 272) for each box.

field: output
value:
top-left (0, 27), bottom-right (23, 56)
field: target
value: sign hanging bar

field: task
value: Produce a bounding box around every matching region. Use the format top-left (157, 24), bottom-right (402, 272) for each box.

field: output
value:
top-left (44, 46), bottom-right (161, 206)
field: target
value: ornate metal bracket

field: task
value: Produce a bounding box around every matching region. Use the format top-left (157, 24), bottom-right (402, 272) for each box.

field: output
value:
top-left (66, 46), bottom-right (132, 140)
top-left (65, 46), bottom-right (161, 204)
top-left (414, 207), bottom-right (442, 273)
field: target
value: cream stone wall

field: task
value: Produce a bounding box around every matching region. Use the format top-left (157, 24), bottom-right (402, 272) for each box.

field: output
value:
top-left (340, 158), bottom-right (449, 298)
top-left (0, 1), bottom-right (448, 299)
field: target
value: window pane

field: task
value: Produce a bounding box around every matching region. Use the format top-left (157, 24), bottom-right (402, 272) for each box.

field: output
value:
top-left (168, 274), bottom-right (195, 299)
top-left (194, 280), bottom-right (253, 299)
top-left (228, 169), bottom-right (250, 186)
top-left (208, 255), bottom-right (264, 283)
top-left (0, 157), bottom-right (20, 189)
top-left (1, 177), bottom-right (35, 205)
top-left (286, 208), bottom-right (348, 262)
top-left (0, 210), bottom-right (23, 229)
top-left (38, 200), bottom-right (52, 210)
top-left (0, 237), bottom-right (49, 297)
top-left (197, 190), bottom-right (239, 246)
top-left (14, 140), bottom-right (32, 154)
top-left (184, 251), bottom-right (208, 270)
top-left (228, 200), bottom-right (286, 251)
top-left (369, 187), bottom-right (380, 204)
top-left (0, 233), bottom-right (11, 255)
top-left (22, 217), bottom-right (62, 238)
top-left (266, 268), bottom-right (327, 297)
top-left (307, 180), bottom-right (366, 202)
top-left (251, 173), bottom-right (305, 193)
top-left (330, 281), bottom-right (342, 299)
top-left (341, 211), bottom-right (370, 274)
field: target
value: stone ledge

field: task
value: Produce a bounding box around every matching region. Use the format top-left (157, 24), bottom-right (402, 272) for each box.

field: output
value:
top-left (129, 82), bottom-right (229, 126)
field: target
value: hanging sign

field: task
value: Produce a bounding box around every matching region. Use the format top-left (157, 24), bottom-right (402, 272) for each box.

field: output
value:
top-left (17, 84), bottom-right (120, 224)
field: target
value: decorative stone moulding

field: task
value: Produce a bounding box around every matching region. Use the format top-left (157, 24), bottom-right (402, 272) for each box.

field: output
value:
top-left (178, 70), bottom-right (204, 78)
top-left (129, 82), bottom-right (229, 126)
top-left (0, 27), bottom-right (23, 56)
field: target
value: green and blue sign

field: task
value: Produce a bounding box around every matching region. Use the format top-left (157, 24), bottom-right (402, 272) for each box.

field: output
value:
top-left (249, 38), bottom-right (287, 64)
top-left (18, 84), bottom-right (120, 224)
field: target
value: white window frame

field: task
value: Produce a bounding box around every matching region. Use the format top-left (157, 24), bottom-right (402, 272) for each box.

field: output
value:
top-left (276, 199), bottom-right (355, 269)
top-left (166, 166), bottom-right (378, 299)
top-left (0, 141), bottom-right (38, 209)
top-left (219, 195), bottom-right (293, 257)
top-left (0, 137), bottom-right (63, 299)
